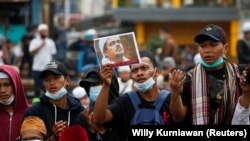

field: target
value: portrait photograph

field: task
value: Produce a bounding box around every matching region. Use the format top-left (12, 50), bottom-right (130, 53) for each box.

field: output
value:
top-left (94, 32), bottom-right (141, 67)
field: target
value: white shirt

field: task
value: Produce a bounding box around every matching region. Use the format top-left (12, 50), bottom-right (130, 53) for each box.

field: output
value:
top-left (232, 100), bottom-right (250, 125)
top-left (29, 37), bottom-right (56, 71)
top-left (118, 77), bottom-right (133, 95)
top-left (102, 56), bottom-right (129, 65)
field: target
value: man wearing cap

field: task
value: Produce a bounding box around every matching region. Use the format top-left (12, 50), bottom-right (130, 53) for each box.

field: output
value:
top-left (99, 36), bottom-right (129, 65)
top-left (169, 24), bottom-right (243, 125)
top-left (29, 23), bottom-right (57, 98)
top-left (237, 21), bottom-right (250, 64)
top-left (0, 65), bottom-right (29, 141)
top-left (77, 65), bottom-right (120, 141)
top-left (24, 60), bottom-right (84, 140)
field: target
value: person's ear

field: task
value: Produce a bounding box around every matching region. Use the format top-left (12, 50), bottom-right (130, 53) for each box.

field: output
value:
top-left (154, 67), bottom-right (160, 77)
top-left (65, 76), bottom-right (70, 86)
top-left (223, 43), bottom-right (228, 53)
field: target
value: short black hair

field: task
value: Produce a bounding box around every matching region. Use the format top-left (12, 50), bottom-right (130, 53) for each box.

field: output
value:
top-left (139, 51), bottom-right (158, 68)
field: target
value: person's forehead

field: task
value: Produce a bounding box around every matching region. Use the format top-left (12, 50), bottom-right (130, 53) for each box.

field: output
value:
top-left (21, 130), bottom-right (43, 138)
top-left (198, 40), bottom-right (221, 45)
top-left (0, 78), bottom-right (11, 83)
top-left (107, 36), bottom-right (120, 42)
top-left (131, 57), bottom-right (153, 69)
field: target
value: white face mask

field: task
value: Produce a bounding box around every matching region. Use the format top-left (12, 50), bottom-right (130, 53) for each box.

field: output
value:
top-left (133, 68), bottom-right (156, 93)
top-left (0, 94), bottom-right (15, 106)
top-left (133, 77), bottom-right (155, 93)
top-left (45, 87), bottom-right (67, 100)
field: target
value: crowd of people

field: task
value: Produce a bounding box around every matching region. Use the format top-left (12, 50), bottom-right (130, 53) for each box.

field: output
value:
top-left (0, 22), bottom-right (250, 141)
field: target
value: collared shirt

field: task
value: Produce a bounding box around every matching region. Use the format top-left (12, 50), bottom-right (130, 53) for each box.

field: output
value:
top-left (232, 100), bottom-right (250, 125)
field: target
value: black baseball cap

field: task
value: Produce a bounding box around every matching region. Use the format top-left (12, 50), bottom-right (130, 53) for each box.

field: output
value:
top-left (39, 60), bottom-right (68, 79)
top-left (194, 24), bottom-right (227, 44)
top-left (79, 71), bottom-right (102, 88)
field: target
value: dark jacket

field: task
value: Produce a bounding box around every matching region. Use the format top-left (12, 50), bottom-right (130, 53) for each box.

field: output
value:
top-left (237, 39), bottom-right (250, 64)
top-left (77, 66), bottom-right (120, 141)
top-left (25, 94), bottom-right (84, 139)
top-left (0, 65), bottom-right (29, 141)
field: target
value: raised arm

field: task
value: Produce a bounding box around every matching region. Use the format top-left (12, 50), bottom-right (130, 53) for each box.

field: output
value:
top-left (232, 71), bottom-right (250, 125)
top-left (169, 69), bottom-right (188, 122)
top-left (93, 64), bottom-right (114, 124)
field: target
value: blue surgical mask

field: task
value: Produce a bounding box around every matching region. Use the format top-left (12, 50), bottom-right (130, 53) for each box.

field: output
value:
top-left (133, 77), bottom-right (155, 93)
top-left (200, 57), bottom-right (223, 68)
top-left (0, 94), bottom-right (15, 105)
top-left (89, 85), bottom-right (102, 102)
top-left (45, 87), bottom-right (67, 100)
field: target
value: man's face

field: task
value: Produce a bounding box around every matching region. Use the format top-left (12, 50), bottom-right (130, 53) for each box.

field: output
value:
top-left (0, 78), bottom-right (13, 102)
top-left (198, 40), bottom-right (227, 64)
top-left (43, 72), bottom-right (68, 94)
top-left (119, 71), bottom-right (131, 82)
top-left (130, 57), bottom-right (157, 83)
top-left (39, 29), bottom-right (49, 39)
top-left (104, 36), bottom-right (124, 59)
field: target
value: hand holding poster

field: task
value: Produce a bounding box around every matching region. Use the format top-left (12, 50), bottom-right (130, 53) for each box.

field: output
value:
top-left (94, 32), bottom-right (141, 67)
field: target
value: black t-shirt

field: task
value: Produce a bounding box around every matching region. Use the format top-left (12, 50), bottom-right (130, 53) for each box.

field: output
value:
top-left (108, 91), bottom-right (176, 141)
top-left (181, 64), bottom-right (243, 124)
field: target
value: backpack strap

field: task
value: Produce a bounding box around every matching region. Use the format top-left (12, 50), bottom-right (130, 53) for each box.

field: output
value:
top-left (127, 90), bottom-right (170, 111)
top-left (154, 90), bottom-right (170, 111)
top-left (127, 91), bottom-right (141, 111)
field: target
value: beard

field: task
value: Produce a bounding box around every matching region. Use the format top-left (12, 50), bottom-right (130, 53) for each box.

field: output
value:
top-left (116, 51), bottom-right (124, 57)
top-left (40, 34), bottom-right (47, 39)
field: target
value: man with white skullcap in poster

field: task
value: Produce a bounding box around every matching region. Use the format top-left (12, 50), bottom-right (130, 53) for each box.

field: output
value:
top-left (98, 36), bottom-right (129, 65)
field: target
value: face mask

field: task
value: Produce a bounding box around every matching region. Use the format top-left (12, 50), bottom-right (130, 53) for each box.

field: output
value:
top-left (200, 57), bottom-right (223, 68)
top-left (133, 77), bottom-right (155, 93)
top-left (160, 34), bottom-right (165, 40)
top-left (0, 94), bottom-right (15, 106)
top-left (89, 85), bottom-right (102, 102)
top-left (45, 87), bottom-right (67, 100)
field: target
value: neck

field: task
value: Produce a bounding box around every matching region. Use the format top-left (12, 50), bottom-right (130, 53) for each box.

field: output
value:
top-left (139, 85), bottom-right (159, 101)
top-left (4, 104), bottom-right (14, 113)
top-left (205, 63), bottom-right (224, 71)
top-left (50, 96), bottom-right (68, 109)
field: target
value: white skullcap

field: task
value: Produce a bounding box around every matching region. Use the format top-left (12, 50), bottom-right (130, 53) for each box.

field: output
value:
top-left (85, 29), bottom-right (97, 36)
top-left (194, 53), bottom-right (201, 64)
top-left (118, 66), bottom-right (131, 73)
top-left (0, 72), bottom-right (9, 79)
top-left (72, 86), bottom-right (87, 99)
top-left (38, 24), bottom-right (48, 31)
top-left (161, 57), bottom-right (176, 68)
top-left (98, 38), bottom-right (107, 56)
top-left (242, 21), bottom-right (250, 32)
